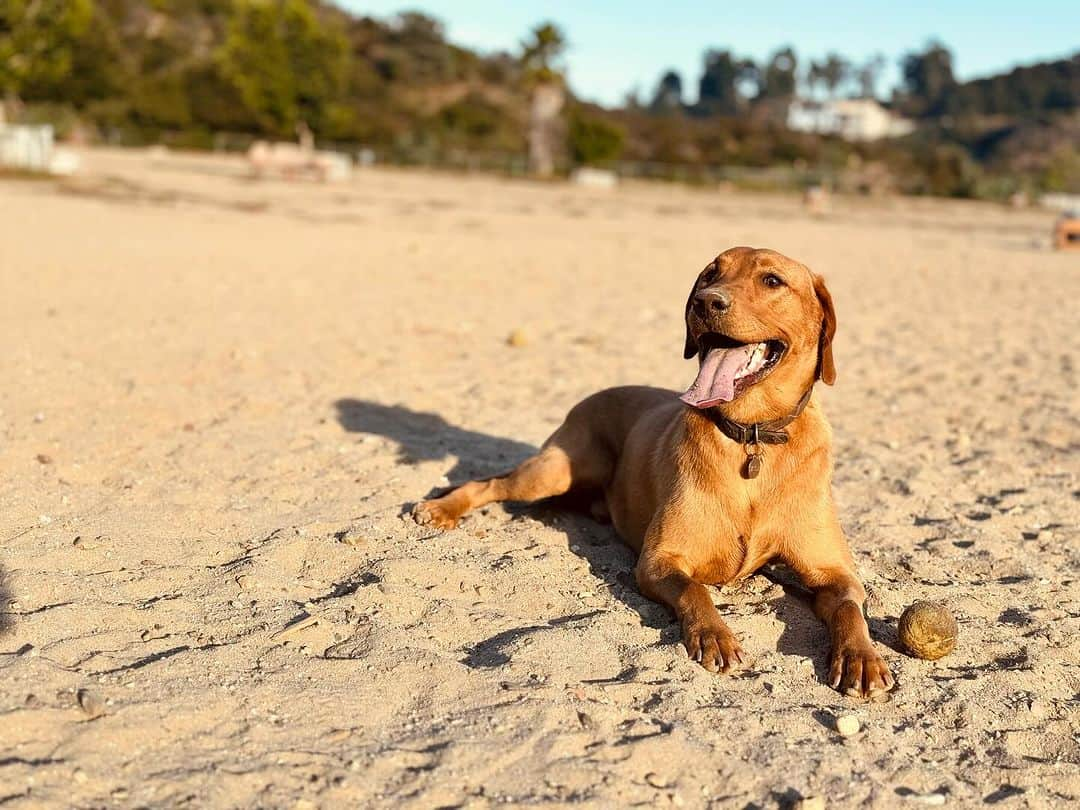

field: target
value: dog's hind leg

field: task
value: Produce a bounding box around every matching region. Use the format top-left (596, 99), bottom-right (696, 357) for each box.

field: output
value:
top-left (413, 417), bottom-right (613, 531)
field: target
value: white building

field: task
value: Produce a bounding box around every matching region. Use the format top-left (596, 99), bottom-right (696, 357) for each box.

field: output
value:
top-left (787, 98), bottom-right (915, 142)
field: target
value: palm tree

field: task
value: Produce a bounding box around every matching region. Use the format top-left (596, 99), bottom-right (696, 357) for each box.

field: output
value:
top-left (520, 22), bottom-right (567, 177)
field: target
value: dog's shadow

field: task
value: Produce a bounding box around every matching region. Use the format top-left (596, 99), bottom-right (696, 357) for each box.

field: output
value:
top-left (334, 398), bottom-right (676, 642)
top-left (334, 398), bottom-right (891, 679)
top-left (335, 398), bottom-right (539, 486)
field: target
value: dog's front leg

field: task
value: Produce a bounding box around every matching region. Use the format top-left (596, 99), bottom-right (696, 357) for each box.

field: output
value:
top-left (636, 550), bottom-right (745, 673)
top-left (798, 563), bottom-right (894, 698)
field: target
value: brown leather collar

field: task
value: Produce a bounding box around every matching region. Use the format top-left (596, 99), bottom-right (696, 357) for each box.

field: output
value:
top-left (704, 386), bottom-right (814, 446)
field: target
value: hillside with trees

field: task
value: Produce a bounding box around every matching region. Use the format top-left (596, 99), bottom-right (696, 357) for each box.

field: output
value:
top-left (1, 0), bottom-right (1077, 196)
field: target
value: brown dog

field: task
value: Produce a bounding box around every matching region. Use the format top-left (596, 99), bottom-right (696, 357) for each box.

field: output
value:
top-left (414, 246), bottom-right (894, 697)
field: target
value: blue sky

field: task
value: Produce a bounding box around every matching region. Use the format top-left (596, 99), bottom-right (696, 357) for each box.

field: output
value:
top-left (336, 1), bottom-right (1078, 105)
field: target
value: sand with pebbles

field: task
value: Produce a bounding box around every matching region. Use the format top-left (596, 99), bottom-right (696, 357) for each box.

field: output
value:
top-left (1, 148), bottom-right (1077, 808)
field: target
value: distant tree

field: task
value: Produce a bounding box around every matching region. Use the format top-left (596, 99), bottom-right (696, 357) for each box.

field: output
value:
top-left (218, 0), bottom-right (349, 136)
top-left (758, 47), bottom-right (798, 100)
top-left (519, 21), bottom-right (566, 85)
top-left (15, 3), bottom-right (126, 107)
top-left (650, 70), bottom-right (683, 112)
top-left (519, 21), bottom-right (568, 176)
top-left (951, 53), bottom-right (1080, 117)
top-left (812, 53), bottom-right (850, 98)
top-left (393, 11), bottom-right (445, 44)
top-left (803, 61), bottom-right (822, 99)
top-left (900, 41), bottom-right (956, 116)
top-left (855, 53), bottom-right (886, 99)
top-left (381, 11), bottom-right (456, 82)
top-left (697, 50), bottom-right (755, 115)
top-left (0, 0), bottom-right (92, 107)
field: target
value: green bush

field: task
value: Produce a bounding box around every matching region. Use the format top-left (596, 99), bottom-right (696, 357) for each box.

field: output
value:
top-left (568, 108), bottom-right (625, 165)
top-left (1041, 146), bottom-right (1080, 193)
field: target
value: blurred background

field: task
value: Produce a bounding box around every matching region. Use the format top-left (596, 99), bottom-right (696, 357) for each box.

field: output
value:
top-left (1, 0), bottom-right (1077, 200)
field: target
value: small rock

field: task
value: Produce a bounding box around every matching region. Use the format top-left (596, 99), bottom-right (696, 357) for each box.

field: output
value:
top-left (35, 453), bottom-right (53, 464)
top-left (905, 792), bottom-right (946, 806)
top-left (795, 797), bottom-right (826, 810)
top-left (73, 768), bottom-right (88, 784)
top-left (835, 715), bottom-right (860, 736)
top-left (506, 328), bottom-right (528, 347)
top-left (339, 532), bottom-right (364, 548)
top-left (77, 689), bottom-right (106, 720)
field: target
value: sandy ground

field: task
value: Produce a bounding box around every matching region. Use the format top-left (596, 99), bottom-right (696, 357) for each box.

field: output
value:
top-left (0, 148), bottom-right (1077, 809)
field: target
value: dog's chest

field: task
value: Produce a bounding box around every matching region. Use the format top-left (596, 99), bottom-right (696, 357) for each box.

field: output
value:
top-left (698, 459), bottom-right (809, 583)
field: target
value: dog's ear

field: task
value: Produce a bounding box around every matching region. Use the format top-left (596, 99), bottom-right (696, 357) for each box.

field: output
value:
top-left (813, 273), bottom-right (837, 385)
top-left (683, 278), bottom-right (699, 359)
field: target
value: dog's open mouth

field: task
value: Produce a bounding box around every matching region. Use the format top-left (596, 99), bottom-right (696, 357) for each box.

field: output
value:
top-left (680, 334), bottom-right (787, 408)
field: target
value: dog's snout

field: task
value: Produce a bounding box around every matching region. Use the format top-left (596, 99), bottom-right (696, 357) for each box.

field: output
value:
top-left (693, 287), bottom-right (731, 314)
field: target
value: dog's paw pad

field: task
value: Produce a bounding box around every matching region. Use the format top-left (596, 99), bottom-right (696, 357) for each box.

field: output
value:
top-left (683, 625), bottom-right (745, 674)
top-left (829, 646), bottom-right (895, 698)
top-left (413, 500), bottom-right (459, 531)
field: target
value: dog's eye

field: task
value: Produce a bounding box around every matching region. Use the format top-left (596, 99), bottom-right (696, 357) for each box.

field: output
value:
top-left (761, 273), bottom-right (785, 288)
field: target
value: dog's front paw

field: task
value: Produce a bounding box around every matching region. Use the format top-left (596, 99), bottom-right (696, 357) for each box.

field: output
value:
top-left (412, 499), bottom-right (460, 530)
top-left (682, 620), bottom-right (745, 674)
top-left (828, 644), bottom-right (894, 698)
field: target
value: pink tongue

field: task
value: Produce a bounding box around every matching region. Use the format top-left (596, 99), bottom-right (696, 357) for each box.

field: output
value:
top-left (680, 346), bottom-right (756, 408)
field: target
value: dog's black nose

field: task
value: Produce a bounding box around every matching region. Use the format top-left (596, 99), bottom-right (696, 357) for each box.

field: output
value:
top-left (694, 288), bottom-right (731, 313)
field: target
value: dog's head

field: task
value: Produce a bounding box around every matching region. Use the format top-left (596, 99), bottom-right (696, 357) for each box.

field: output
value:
top-left (681, 246), bottom-right (836, 420)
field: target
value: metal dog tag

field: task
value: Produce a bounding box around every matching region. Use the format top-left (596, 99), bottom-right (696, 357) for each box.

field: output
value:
top-left (743, 443), bottom-right (763, 479)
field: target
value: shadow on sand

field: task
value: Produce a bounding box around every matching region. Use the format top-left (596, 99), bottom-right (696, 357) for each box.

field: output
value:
top-left (334, 397), bottom-right (892, 685)
top-left (333, 397), bottom-right (676, 653)
top-left (335, 398), bottom-right (538, 488)
top-left (769, 569), bottom-right (902, 689)
top-left (0, 563), bottom-right (13, 637)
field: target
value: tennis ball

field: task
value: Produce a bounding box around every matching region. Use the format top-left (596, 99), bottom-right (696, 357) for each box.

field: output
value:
top-left (898, 600), bottom-right (958, 660)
